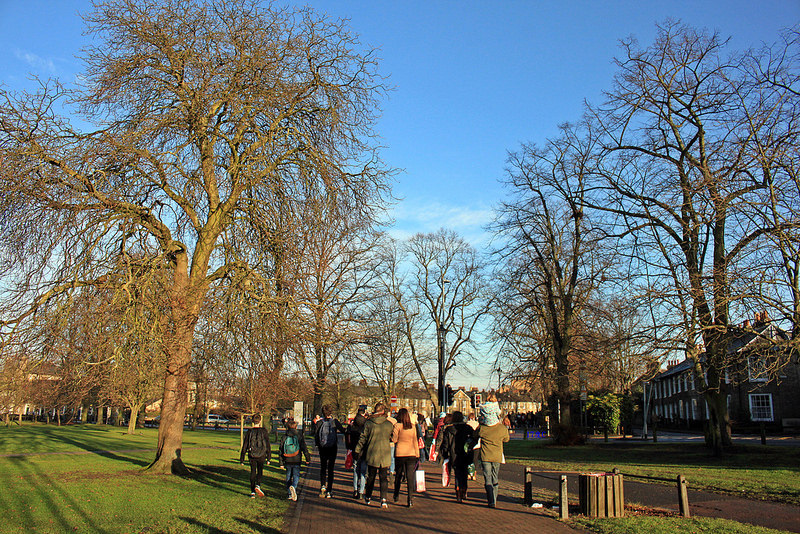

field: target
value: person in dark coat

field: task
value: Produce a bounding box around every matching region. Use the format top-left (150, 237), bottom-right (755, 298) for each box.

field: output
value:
top-left (346, 407), bottom-right (368, 498)
top-left (314, 404), bottom-right (345, 498)
top-left (239, 414), bottom-right (271, 498)
top-left (440, 411), bottom-right (474, 503)
top-left (355, 402), bottom-right (394, 508)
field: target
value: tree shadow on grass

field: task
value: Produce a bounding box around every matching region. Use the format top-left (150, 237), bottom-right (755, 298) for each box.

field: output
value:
top-left (178, 516), bottom-right (238, 534)
top-left (6, 456), bottom-right (110, 533)
top-left (233, 517), bottom-right (282, 533)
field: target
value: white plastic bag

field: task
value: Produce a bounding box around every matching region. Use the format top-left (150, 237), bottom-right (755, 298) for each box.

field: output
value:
top-left (415, 470), bottom-right (427, 492)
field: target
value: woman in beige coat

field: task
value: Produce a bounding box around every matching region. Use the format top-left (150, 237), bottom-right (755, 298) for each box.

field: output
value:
top-left (391, 408), bottom-right (419, 507)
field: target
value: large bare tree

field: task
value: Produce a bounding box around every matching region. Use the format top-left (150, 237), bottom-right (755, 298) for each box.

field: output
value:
top-left (405, 229), bottom-right (489, 415)
top-left (0, 0), bottom-right (389, 473)
top-left (588, 22), bottom-right (799, 453)
top-left (492, 125), bottom-right (611, 429)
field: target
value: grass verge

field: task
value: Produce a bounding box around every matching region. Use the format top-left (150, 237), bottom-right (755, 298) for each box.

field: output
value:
top-left (572, 516), bottom-right (791, 534)
top-left (0, 423), bottom-right (293, 533)
top-left (504, 439), bottom-right (800, 505)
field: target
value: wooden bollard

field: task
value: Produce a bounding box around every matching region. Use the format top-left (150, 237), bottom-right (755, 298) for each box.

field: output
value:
top-left (677, 475), bottom-right (690, 518)
top-left (559, 474), bottom-right (569, 519)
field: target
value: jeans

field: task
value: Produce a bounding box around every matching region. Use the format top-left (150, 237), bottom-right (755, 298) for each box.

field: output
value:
top-left (285, 464), bottom-right (300, 494)
top-left (353, 457), bottom-right (367, 493)
top-left (249, 456), bottom-right (265, 492)
top-left (318, 446), bottom-right (337, 491)
top-left (481, 461), bottom-right (500, 505)
top-left (365, 465), bottom-right (389, 502)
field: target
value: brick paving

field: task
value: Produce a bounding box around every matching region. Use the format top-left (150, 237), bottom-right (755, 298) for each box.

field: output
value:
top-left (283, 447), bottom-right (578, 534)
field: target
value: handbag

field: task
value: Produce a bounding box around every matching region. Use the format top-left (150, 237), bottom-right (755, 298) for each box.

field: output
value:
top-left (344, 449), bottom-right (353, 469)
top-left (415, 470), bottom-right (427, 492)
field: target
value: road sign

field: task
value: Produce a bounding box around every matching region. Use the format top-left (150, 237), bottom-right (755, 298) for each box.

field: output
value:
top-left (390, 395), bottom-right (398, 407)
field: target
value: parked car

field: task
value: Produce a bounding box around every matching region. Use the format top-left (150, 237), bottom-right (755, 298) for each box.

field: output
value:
top-left (203, 414), bottom-right (230, 425)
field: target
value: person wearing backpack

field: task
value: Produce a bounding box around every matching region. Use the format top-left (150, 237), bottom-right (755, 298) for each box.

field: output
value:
top-left (314, 405), bottom-right (345, 498)
top-left (279, 418), bottom-right (310, 501)
top-left (239, 414), bottom-right (271, 498)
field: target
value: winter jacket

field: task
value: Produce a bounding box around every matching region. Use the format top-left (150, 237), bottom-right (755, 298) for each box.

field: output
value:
top-left (474, 422), bottom-right (509, 463)
top-left (355, 414), bottom-right (394, 468)
top-left (239, 427), bottom-right (271, 462)
top-left (314, 417), bottom-right (345, 449)
top-left (345, 413), bottom-right (367, 451)
top-left (391, 422), bottom-right (419, 458)
top-left (279, 428), bottom-right (310, 466)
top-left (441, 421), bottom-right (475, 468)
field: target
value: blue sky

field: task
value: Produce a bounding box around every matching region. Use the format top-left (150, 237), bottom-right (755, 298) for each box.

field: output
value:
top-left (2, 0), bottom-right (798, 387)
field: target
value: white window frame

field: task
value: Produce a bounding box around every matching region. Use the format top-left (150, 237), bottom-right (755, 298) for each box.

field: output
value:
top-left (747, 356), bottom-right (769, 383)
top-left (749, 394), bottom-right (774, 422)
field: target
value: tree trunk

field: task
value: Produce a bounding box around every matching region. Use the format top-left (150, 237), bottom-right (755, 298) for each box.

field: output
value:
top-left (147, 247), bottom-right (206, 475)
top-left (149, 330), bottom-right (193, 474)
top-left (704, 390), bottom-right (731, 456)
top-left (127, 404), bottom-right (140, 435)
top-left (312, 372), bottom-right (326, 418)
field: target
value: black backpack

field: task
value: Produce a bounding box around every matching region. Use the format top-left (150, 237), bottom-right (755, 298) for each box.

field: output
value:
top-left (249, 428), bottom-right (269, 458)
top-left (319, 418), bottom-right (337, 447)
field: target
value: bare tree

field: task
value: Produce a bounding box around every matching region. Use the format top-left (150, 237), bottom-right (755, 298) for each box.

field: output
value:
top-left (405, 229), bottom-right (489, 415)
top-left (291, 195), bottom-right (381, 416)
top-left (492, 125), bottom-right (611, 429)
top-left (349, 292), bottom-right (417, 401)
top-left (587, 21), bottom-right (799, 453)
top-left (0, 0), bottom-right (389, 473)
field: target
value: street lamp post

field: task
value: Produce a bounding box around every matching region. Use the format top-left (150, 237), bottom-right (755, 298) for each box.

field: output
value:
top-left (436, 276), bottom-right (450, 416)
top-left (438, 323), bottom-right (446, 414)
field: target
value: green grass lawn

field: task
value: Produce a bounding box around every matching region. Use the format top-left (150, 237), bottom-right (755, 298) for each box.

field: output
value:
top-left (573, 516), bottom-right (791, 534)
top-left (504, 439), bottom-right (800, 505)
top-left (0, 423), bottom-right (292, 533)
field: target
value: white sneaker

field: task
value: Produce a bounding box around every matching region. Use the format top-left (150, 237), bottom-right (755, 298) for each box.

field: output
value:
top-left (319, 485), bottom-right (326, 497)
top-left (289, 486), bottom-right (297, 501)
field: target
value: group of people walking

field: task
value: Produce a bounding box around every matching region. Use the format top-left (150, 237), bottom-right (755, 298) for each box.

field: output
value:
top-left (239, 395), bottom-right (510, 510)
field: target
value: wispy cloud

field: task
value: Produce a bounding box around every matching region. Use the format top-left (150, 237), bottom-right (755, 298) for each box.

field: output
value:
top-left (14, 49), bottom-right (57, 75)
top-left (388, 201), bottom-right (496, 248)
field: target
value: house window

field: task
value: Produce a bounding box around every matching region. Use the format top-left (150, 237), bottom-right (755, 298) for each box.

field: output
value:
top-left (747, 356), bottom-right (769, 382)
top-left (749, 394), bottom-right (774, 422)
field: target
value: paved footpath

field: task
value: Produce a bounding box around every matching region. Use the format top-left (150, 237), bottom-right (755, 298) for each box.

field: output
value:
top-left (283, 448), bottom-right (579, 534)
top-left (283, 441), bottom-right (800, 534)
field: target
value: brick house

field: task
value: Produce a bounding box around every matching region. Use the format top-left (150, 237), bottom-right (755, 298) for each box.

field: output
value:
top-left (650, 315), bottom-right (799, 431)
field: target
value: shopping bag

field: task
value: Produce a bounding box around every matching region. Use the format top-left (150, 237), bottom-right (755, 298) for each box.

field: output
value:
top-left (418, 436), bottom-right (425, 449)
top-left (415, 470), bottom-right (427, 492)
top-left (441, 459), bottom-right (450, 487)
top-left (501, 453), bottom-right (506, 464)
top-left (429, 442), bottom-right (438, 462)
top-left (344, 450), bottom-right (353, 469)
